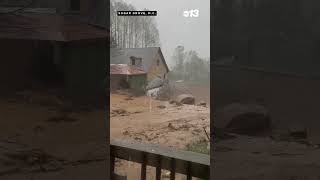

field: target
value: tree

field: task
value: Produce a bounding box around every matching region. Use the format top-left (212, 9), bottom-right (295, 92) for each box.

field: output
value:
top-left (170, 46), bottom-right (209, 82)
top-left (172, 46), bottom-right (185, 72)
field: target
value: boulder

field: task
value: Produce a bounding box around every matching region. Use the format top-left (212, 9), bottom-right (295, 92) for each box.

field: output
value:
top-left (214, 103), bottom-right (271, 136)
top-left (176, 94), bottom-right (195, 105)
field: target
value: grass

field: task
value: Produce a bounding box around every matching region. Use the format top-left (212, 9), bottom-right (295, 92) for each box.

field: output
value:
top-left (185, 140), bottom-right (210, 155)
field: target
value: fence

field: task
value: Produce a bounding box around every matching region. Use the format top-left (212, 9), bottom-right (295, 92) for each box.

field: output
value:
top-left (111, 139), bottom-right (210, 180)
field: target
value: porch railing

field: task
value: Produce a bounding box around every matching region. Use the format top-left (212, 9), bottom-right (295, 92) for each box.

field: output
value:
top-left (111, 139), bottom-right (210, 180)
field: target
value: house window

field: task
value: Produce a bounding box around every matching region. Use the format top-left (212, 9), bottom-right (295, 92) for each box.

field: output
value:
top-left (157, 59), bottom-right (160, 66)
top-left (70, 0), bottom-right (80, 11)
top-left (132, 59), bottom-right (136, 65)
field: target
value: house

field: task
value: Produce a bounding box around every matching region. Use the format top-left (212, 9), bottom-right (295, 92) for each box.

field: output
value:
top-left (0, 1), bottom-right (108, 105)
top-left (110, 64), bottom-right (147, 93)
top-left (110, 47), bottom-right (170, 84)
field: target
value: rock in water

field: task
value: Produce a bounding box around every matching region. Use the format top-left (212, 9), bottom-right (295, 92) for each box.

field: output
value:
top-left (215, 103), bottom-right (271, 136)
top-left (225, 112), bottom-right (271, 136)
top-left (288, 123), bottom-right (307, 139)
top-left (176, 94), bottom-right (195, 105)
top-left (197, 101), bottom-right (207, 107)
top-left (157, 105), bottom-right (166, 109)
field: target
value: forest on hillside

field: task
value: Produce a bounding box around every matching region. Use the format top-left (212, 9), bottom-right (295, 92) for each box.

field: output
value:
top-left (169, 46), bottom-right (210, 82)
top-left (110, 0), bottom-right (160, 48)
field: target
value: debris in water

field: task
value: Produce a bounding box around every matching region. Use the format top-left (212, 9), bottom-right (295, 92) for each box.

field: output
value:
top-left (46, 116), bottom-right (78, 123)
top-left (168, 123), bottom-right (178, 130)
top-left (111, 109), bottom-right (130, 117)
top-left (157, 105), bottom-right (166, 109)
top-left (197, 101), bottom-right (207, 107)
top-left (125, 97), bottom-right (133, 101)
top-left (123, 131), bottom-right (130, 135)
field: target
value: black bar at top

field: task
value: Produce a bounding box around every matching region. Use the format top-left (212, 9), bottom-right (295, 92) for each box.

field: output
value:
top-left (117, 11), bottom-right (157, 16)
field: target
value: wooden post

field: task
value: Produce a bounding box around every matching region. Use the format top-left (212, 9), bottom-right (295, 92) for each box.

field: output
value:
top-left (141, 153), bottom-right (147, 180)
top-left (111, 155), bottom-right (115, 174)
top-left (186, 162), bottom-right (192, 180)
top-left (156, 155), bottom-right (162, 180)
top-left (170, 159), bottom-right (176, 180)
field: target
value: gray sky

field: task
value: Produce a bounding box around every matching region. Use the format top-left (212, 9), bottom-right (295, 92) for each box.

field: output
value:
top-left (122, 0), bottom-right (210, 67)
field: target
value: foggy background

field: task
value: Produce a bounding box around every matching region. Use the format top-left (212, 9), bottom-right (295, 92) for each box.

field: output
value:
top-left (121, 0), bottom-right (210, 66)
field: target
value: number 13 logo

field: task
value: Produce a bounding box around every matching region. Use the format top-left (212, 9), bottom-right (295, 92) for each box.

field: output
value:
top-left (183, 9), bottom-right (199, 17)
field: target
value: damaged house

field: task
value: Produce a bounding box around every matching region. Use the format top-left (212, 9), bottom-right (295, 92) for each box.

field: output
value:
top-left (0, 0), bottom-right (108, 105)
top-left (110, 47), bottom-right (170, 94)
top-left (110, 64), bottom-right (147, 93)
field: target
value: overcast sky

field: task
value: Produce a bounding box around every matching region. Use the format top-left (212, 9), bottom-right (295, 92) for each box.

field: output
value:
top-left (121, 0), bottom-right (210, 66)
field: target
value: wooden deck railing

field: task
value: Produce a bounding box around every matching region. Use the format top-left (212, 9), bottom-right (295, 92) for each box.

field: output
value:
top-left (111, 139), bottom-right (210, 180)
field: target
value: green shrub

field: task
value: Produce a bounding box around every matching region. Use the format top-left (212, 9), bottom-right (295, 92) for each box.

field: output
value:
top-left (185, 140), bottom-right (210, 155)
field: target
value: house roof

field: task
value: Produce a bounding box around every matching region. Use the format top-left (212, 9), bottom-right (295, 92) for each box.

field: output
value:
top-left (0, 12), bottom-right (108, 41)
top-left (110, 64), bottom-right (146, 75)
top-left (110, 47), bottom-right (170, 73)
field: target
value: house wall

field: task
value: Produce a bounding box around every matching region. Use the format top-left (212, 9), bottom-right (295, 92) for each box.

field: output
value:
top-left (0, 39), bottom-right (35, 92)
top-left (0, 39), bottom-right (66, 92)
top-left (16, 0), bottom-right (91, 14)
top-left (32, 1), bottom-right (68, 12)
top-left (147, 52), bottom-right (168, 82)
top-left (79, 0), bottom-right (91, 14)
top-left (110, 74), bottom-right (126, 92)
top-left (128, 74), bottom-right (146, 94)
top-left (62, 39), bottom-right (107, 106)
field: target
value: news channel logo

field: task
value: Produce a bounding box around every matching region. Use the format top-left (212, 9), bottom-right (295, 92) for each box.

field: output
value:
top-left (183, 9), bottom-right (199, 18)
